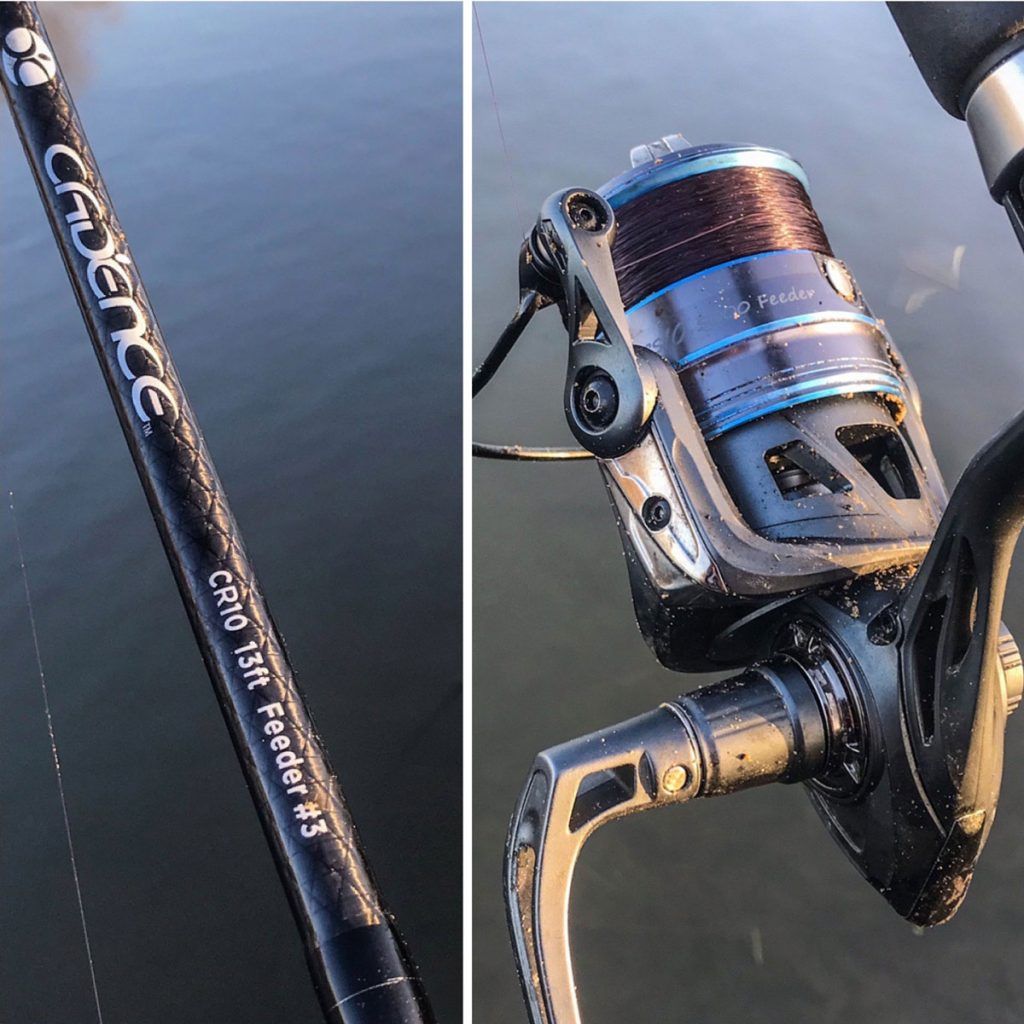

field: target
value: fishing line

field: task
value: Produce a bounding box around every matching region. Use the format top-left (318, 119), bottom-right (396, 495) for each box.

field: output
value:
top-left (8, 490), bottom-right (104, 1024)
top-left (471, 5), bottom-right (591, 461)
top-left (472, 289), bottom-right (542, 398)
top-left (611, 165), bottom-right (833, 309)
top-left (611, 212), bottom-right (750, 274)
top-left (473, 2), bottom-right (526, 235)
top-left (472, 443), bottom-right (594, 461)
top-left (471, 294), bottom-right (596, 461)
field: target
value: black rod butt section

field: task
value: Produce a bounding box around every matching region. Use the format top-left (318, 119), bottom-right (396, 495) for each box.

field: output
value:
top-left (316, 924), bottom-right (435, 1024)
top-left (889, 2), bottom-right (1024, 117)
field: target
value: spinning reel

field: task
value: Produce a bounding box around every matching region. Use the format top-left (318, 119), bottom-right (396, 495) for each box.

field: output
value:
top-left (475, 130), bottom-right (1024, 1024)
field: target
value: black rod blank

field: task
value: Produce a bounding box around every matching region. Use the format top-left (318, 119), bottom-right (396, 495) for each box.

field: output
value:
top-left (0, 5), bottom-right (432, 1022)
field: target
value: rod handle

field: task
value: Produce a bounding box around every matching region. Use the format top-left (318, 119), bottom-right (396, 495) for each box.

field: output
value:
top-left (889, 2), bottom-right (1024, 117)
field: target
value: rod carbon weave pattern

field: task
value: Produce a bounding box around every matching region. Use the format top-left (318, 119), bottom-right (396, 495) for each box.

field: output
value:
top-left (0, 5), bottom-right (431, 1020)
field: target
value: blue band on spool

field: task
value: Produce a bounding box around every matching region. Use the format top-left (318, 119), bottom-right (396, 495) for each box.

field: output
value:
top-left (677, 310), bottom-right (886, 368)
top-left (625, 249), bottom-right (883, 359)
top-left (601, 144), bottom-right (811, 210)
top-left (698, 372), bottom-right (906, 439)
top-left (623, 248), bottom-right (908, 439)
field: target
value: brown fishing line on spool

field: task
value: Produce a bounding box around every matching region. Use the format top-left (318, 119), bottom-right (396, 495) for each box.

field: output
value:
top-left (610, 165), bottom-right (834, 309)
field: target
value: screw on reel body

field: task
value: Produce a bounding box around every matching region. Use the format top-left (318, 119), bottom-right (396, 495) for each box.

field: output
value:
top-left (476, 133), bottom-right (1024, 1024)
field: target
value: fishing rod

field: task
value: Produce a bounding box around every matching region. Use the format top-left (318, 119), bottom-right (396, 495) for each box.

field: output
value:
top-left (474, 5), bottom-right (1024, 1023)
top-left (890, 2), bottom-right (1024, 249)
top-left (0, 5), bottom-right (433, 1022)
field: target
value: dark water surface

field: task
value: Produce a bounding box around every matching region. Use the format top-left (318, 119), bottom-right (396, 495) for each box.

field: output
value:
top-left (1, 4), bottom-right (460, 1022)
top-left (474, 4), bottom-right (1024, 1023)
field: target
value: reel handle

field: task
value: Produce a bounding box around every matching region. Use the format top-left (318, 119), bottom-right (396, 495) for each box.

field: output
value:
top-left (504, 664), bottom-right (834, 1024)
top-left (506, 390), bottom-right (1024, 1020)
top-left (894, 406), bottom-right (1024, 868)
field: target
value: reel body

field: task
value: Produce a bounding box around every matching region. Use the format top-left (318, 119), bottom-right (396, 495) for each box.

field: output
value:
top-left (539, 144), bottom-right (948, 670)
top-left (481, 137), bottom-right (1024, 1024)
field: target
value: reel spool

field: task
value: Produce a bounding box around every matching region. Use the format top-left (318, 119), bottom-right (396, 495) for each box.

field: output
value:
top-left (480, 135), bottom-right (1024, 1024)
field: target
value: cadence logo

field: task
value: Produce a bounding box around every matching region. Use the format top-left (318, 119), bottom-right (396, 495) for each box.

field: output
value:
top-left (44, 143), bottom-right (179, 430)
top-left (2, 27), bottom-right (56, 88)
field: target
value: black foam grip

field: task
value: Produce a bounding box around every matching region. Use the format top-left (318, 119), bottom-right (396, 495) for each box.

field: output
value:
top-left (889, 2), bottom-right (1024, 117)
